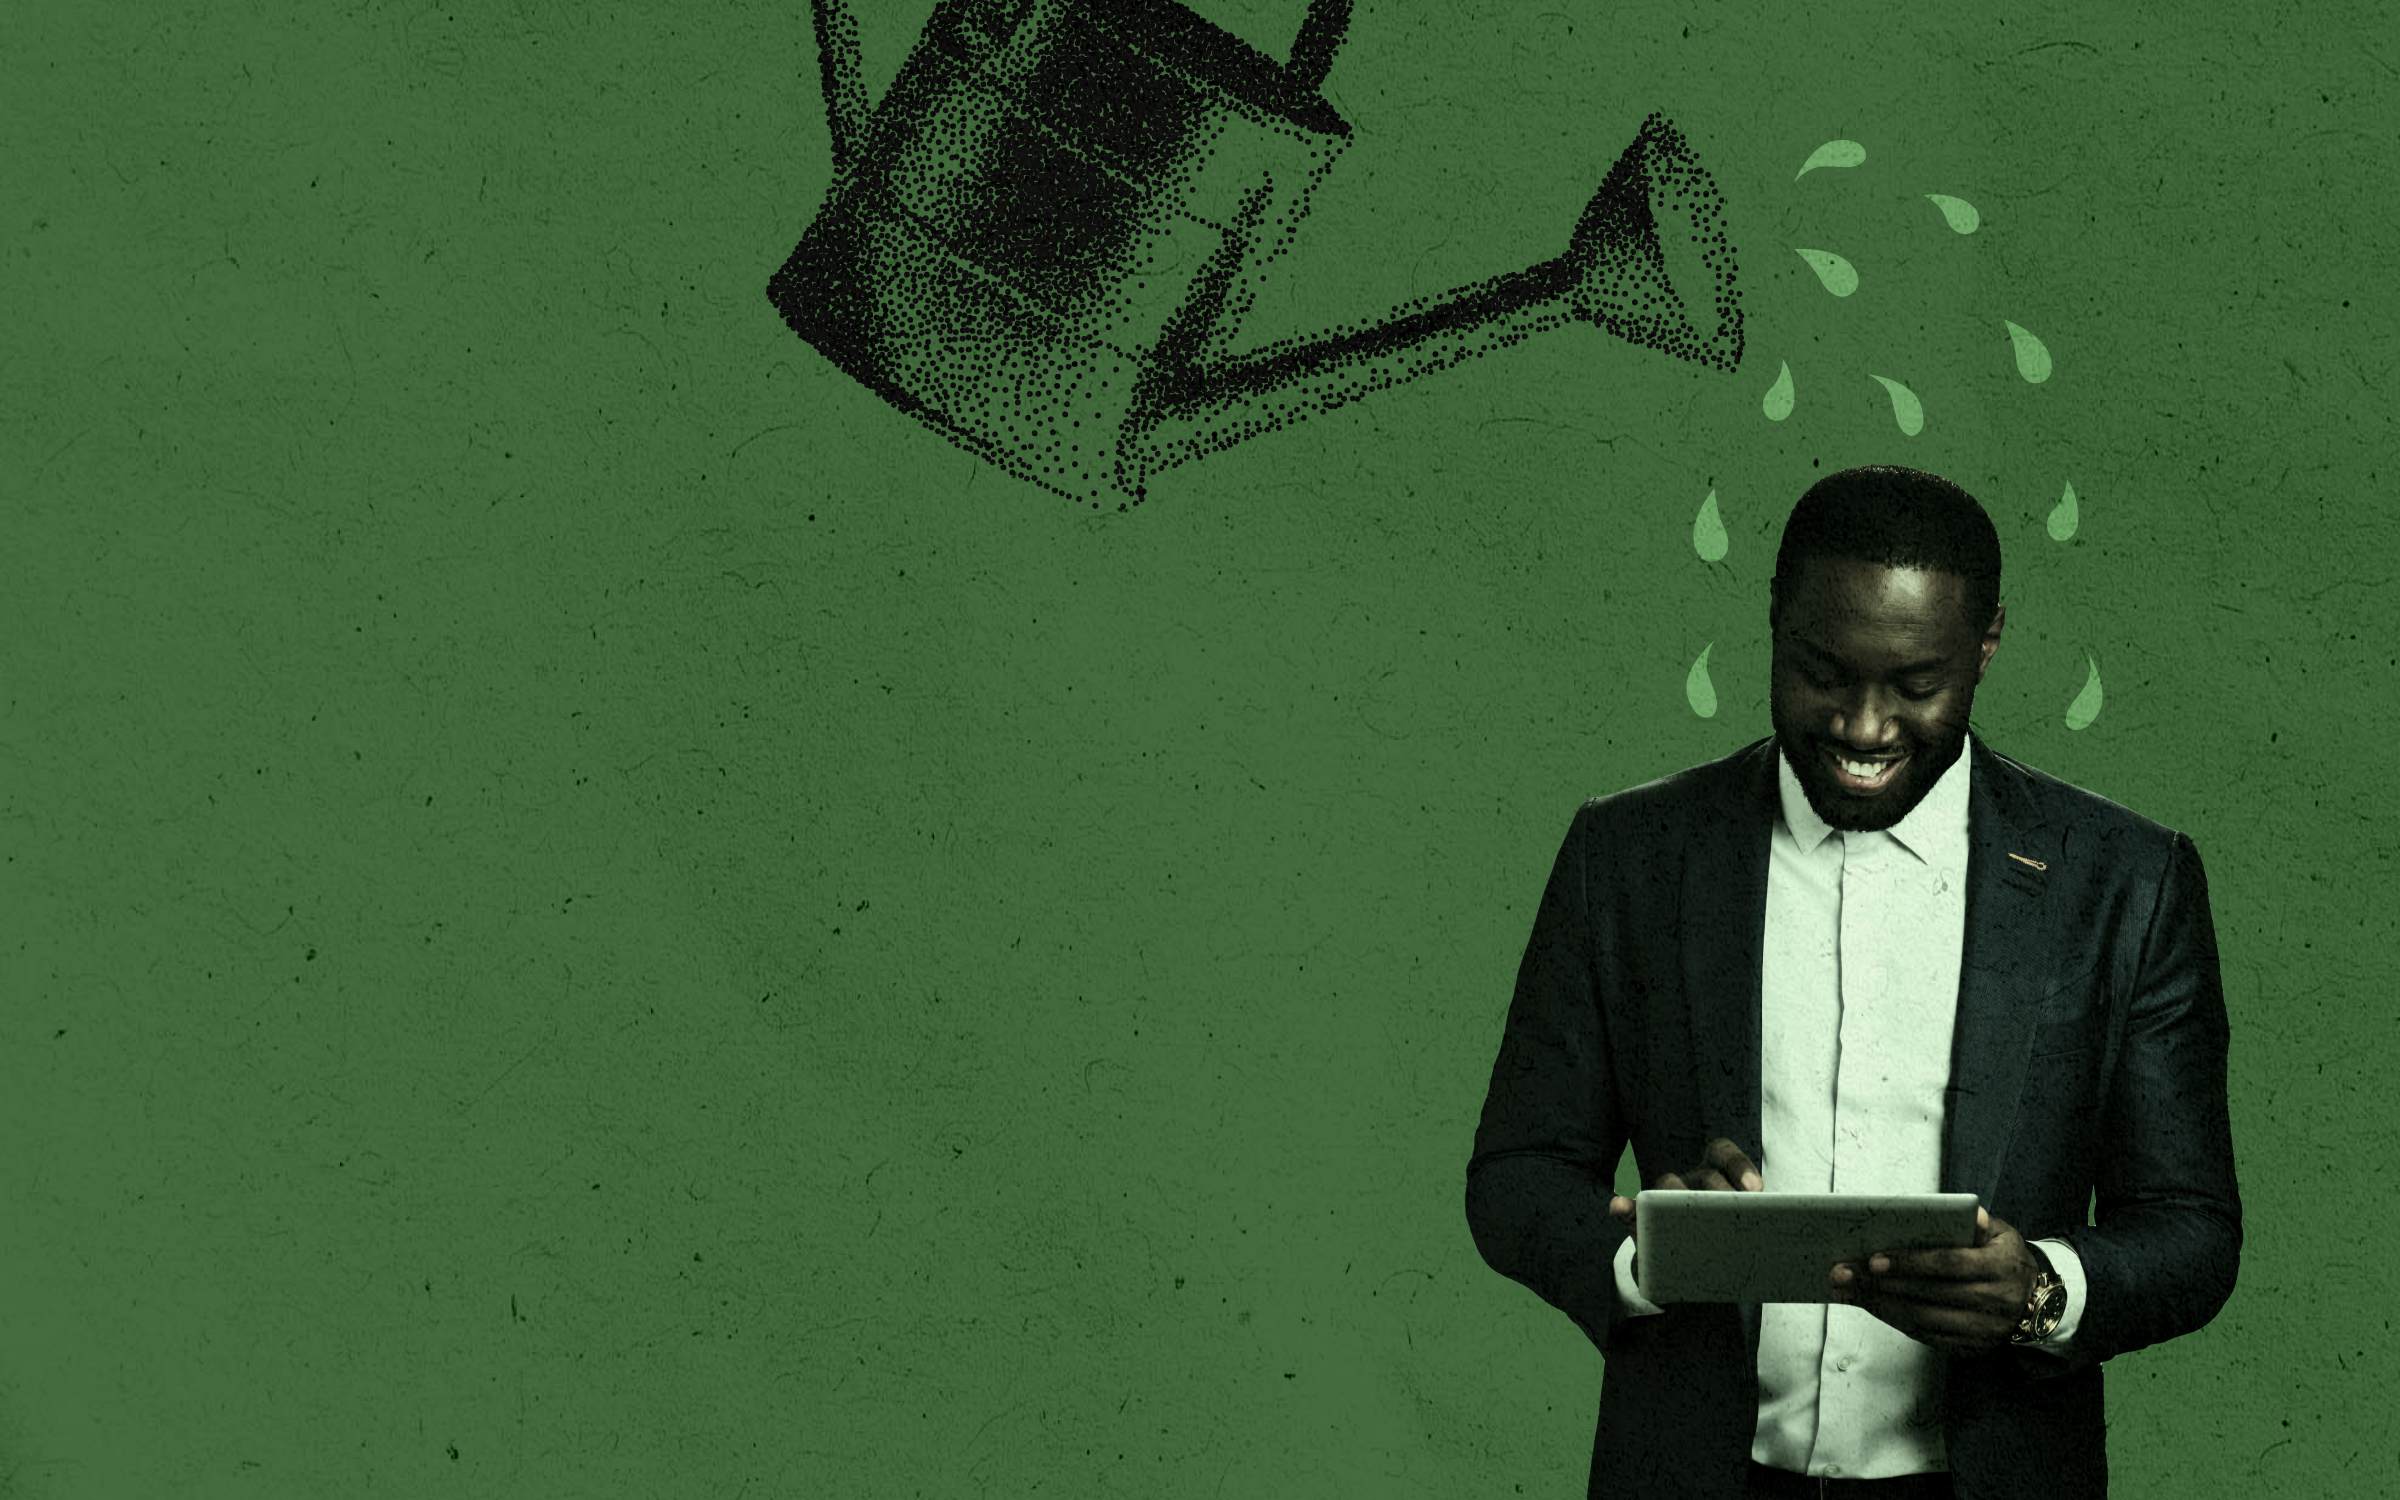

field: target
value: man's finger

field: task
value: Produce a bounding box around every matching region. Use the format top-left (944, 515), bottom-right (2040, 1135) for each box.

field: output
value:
top-left (1654, 1168), bottom-right (1733, 1191)
top-left (1853, 1274), bottom-right (2004, 1311)
top-left (1833, 1264), bottom-right (1987, 1306)
top-left (1609, 1195), bottom-right (1635, 1223)
top-left (1871, 1246), bottom-right (1992, 1279)
top-left (1704, 1138), bottom-right (1765, 1191)
top-left (1842, 1287), bottom-right (2011, 1348)
top-left (1887, 1302), bottom-right (2005, 1343)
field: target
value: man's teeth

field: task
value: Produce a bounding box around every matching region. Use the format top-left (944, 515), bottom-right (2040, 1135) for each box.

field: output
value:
top-left (1840, 757), bottom-right (1897, 779)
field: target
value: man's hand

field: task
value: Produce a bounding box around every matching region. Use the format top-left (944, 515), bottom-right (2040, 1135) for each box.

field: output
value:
top-left (1829, 1206), bottom-right (2042, 1354)
top-left (1607, 1138), bottom-right (1763, 1277)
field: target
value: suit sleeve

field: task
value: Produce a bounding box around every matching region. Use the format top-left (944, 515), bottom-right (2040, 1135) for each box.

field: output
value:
top-left (2040, 830), bottom-right (2242, 1370)
top-left (1464, 802), bottom-right (1637, 1354)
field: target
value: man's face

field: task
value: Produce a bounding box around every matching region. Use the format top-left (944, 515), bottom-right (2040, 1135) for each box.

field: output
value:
top-left (1769, 556), bottom-right (2003, 832)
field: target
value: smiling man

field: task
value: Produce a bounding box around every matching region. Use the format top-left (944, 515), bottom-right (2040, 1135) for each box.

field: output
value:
top-left (1465, 466), bottom-right (2239, 1499)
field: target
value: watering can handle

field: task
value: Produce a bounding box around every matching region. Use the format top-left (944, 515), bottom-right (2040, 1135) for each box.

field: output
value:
top-left (1288, 0), bottom-right (1351, 90)
top-left (812, 0), bottom-right (1346, 171)
top-left (812, 0), bottom-right (870, 175)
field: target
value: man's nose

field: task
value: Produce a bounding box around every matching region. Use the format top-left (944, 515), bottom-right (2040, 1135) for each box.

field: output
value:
top-left (1829, 688), bottom-right (1903, 748)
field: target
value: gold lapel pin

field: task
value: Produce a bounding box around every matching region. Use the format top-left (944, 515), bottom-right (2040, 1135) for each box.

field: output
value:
top-left (2007, 852), bottom-right (2048, 871)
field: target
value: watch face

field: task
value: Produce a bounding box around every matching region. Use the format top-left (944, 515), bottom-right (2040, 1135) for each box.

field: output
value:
top-left (2013, 1275), bottom-right (2064, 1343)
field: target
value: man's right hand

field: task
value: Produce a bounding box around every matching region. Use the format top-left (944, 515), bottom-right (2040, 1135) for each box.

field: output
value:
top-left (1607, 1138), bottom-right (1764, 1277)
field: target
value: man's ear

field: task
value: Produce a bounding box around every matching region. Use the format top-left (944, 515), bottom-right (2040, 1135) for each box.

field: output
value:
top-left (1975, 602), bottom-right (2006, 681)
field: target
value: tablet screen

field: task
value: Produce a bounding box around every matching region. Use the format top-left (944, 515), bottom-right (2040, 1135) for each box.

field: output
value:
top-left (1633, 1191), bottom-right (1981, 1304)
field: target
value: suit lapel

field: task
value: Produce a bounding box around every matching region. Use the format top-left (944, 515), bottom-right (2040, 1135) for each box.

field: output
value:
top-left (1681, 738), bottom-right (1778, 1175)
top-left (1941, 736), bottom-right (2064, 1206)
top-left (1677, 739), bottom-right (1776, 1361)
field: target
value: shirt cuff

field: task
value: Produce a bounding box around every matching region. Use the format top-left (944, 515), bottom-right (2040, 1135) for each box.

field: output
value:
top-left (2026, 1237), bottom-right (2088, 1351)
top-left (1613, 1234), bottom-right (1667, 1318)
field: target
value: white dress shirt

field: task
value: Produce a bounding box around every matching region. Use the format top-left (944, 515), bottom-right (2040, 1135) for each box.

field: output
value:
top-left (1610, 735), bottom-right (2088, 1478)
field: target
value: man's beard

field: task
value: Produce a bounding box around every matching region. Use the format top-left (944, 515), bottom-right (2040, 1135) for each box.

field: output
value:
top-left (1773, 720), bottom-right (1968, 833)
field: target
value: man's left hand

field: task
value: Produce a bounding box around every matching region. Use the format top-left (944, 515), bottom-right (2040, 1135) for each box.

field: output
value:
top-left (1828, 1206), bottom-right (2040, 1354)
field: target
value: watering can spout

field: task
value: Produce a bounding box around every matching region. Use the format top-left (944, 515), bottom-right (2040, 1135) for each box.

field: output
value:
top-left (1128, 111), bottom-right (1743, 487)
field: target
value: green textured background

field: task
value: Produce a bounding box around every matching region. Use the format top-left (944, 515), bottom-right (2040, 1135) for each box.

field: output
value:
top-left (7, 1), bottom-right (2394, 1494)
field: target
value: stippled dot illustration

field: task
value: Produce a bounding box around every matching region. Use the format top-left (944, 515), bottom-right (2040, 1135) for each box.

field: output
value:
top-left (766, 0), bottom-right (1745, 509)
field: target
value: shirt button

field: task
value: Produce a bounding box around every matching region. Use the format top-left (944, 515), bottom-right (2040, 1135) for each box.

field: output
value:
top-left (1836, 1356), bottom-right (1854, 1372)
top-left (1824, 1464), bottom-right (1843, 1477)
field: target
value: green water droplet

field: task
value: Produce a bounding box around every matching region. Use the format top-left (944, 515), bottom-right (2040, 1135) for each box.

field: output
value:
top-left (2064, 655), bottom-right (2104, 731)
top-left (1868, 374), bottom-right (1924, 436)
top-left (1795, 139), bottom-right (1866, 180)
top-left (2046, 482), bottom-right (2079, 541)
top-left (2005, 320), bottom-right (2053, 383)
top-left (1793, 247), bottom-right (1859, 298)
top-left (1686, 643), bottom-right (1718, 719)
top-left (1925, 194), bottom-right (1981, 234)
top-left (1762, 362), bottom-right (1795, 422)
top-left (1692, 490), bottom-right (1729, 562)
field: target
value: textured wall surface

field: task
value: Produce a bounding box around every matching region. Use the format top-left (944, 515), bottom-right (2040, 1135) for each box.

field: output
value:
top-left (6, 1), bottom-right (2394, 1494)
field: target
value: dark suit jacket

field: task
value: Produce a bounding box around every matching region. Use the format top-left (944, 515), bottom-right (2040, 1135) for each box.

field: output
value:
top-left (1465, 734), bottom-right (2240, 1499)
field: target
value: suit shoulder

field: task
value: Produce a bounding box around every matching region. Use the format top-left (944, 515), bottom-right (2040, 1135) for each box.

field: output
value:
top-left (1571, 738), bottom-right (1771, 838)
top-left (1981, 741), bottom-right (2196, 861)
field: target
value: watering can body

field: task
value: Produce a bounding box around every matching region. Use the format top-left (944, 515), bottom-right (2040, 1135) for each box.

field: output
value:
top-left (769, 0), bottom-right (1742, 506)
top-left (770, 0), bottom-right (1347, 503)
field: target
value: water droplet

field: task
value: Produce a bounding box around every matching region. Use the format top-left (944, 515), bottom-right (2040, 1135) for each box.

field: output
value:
top-left (1925, 194), bottom-right (1981, 234)
top-left (2064, 655), bottom-right (2104, 731)
top-left (1762, 362), bottom-right (1795, 422)
top-left (2005, 320), bottom-right (2052, 383)
top-left (1686, 643), bottom-right (1718, 719)
top-left (1692, 490), bottom-right (1729, 562)
top-left (2046, 482), bottom-right (2079, 541)
top-left (1795, 139), bottom-right (1866, 180)
top-left (1868, 374), bottom-right (1924, 436)
top-left (1793, 247), bottom-right (1858, 297)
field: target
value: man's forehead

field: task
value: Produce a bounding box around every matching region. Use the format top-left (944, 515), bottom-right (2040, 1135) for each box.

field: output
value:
top-left (1783, 559), bottom-right (1971, 616)
top-left (1786, 556), bottom-right (1962, 597)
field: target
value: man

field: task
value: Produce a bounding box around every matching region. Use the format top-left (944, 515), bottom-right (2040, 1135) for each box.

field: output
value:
top-left (1464, 466), bottom-right (2239, 1499)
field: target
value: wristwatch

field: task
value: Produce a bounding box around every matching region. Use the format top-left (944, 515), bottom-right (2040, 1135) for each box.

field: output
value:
top-left (2008, 1249), bottom-right (2067, 1346)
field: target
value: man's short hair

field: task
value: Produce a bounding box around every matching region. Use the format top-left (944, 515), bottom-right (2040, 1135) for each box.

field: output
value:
top-left (1772, 465), bottom-right (2003, 630)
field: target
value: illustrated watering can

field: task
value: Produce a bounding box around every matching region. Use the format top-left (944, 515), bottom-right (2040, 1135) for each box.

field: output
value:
top-left (767, 0), bottom-right (1744, 507)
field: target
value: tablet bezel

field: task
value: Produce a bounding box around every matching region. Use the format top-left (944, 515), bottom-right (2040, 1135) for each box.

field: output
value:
top-left (1632, 1190), bottom-right (1982, 1304)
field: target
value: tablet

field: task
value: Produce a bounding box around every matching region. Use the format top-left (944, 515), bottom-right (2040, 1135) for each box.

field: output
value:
top-left (1633, 1191), bottom-right (1981, 1304)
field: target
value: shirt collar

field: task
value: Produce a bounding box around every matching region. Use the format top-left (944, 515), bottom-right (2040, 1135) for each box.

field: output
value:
top-left (1775, 733), bottom-right (1974, 871)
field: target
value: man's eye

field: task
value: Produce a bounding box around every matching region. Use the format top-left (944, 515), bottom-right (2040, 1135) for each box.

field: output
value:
top-left (1899, 681), bottom-right (1941, 701)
